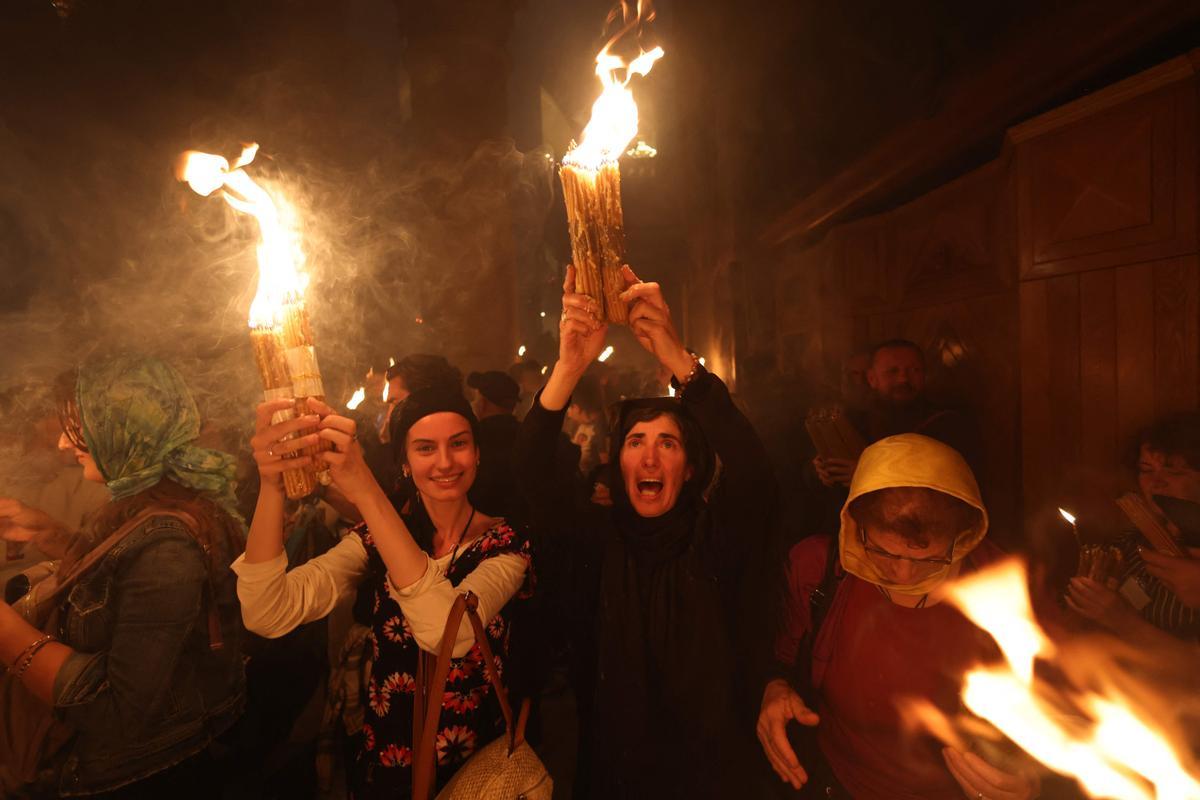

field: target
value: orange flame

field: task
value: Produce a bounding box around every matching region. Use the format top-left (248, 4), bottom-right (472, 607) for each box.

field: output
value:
top-left (941, 559), bottom-right (1200, 799)
top-left (564, 2), bottom-right (663, 169)
top-left (178, 145), bottom-right (307, 329)
top-left (346, 386), bottom-right (366, 411)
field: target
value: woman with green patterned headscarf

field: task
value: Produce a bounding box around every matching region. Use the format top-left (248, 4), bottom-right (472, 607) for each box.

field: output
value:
top-left (0, 355), bottom-right (247, 797)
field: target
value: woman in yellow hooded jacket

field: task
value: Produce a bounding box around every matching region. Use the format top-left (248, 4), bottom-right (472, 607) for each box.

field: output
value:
top-left (758, 433), bottom-right (1038, 800)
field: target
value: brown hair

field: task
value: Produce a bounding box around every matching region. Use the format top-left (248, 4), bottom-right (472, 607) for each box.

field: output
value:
top-left (848, 486), bottom-right (980, 549)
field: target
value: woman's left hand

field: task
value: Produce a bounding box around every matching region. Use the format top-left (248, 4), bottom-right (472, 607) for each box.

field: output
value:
top-left (944, 748), bottom-right (1039, 800)
top-left (1065, 576), bottom-right (1132, 630)
top-left (618, 266), bottom-right (695, 381)
top-left (308, 399), bottom-right (381, 507)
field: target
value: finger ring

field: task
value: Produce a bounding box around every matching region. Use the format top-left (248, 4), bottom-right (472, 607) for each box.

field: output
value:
top-left (267, 447), bottom-right (275, 457)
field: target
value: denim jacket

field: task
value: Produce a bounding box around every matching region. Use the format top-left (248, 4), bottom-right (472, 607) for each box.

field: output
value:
top-left (50, 513), bottom-right (245, 796)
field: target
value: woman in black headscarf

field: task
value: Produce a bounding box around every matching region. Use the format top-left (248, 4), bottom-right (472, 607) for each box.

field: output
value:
top-left (516, 265), bottom-right (778, 797)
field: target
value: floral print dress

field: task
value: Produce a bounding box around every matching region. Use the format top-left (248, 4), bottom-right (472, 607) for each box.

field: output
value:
top-left (349, 521), bottom-right (534, 800)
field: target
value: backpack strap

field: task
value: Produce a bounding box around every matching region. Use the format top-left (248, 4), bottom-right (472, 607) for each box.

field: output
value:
top-left (808, 534), bottom-right (844, 638)
top-left (790, 535), bottom-right (845, 704)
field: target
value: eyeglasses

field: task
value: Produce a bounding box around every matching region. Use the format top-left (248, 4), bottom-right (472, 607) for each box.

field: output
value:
top-left (859, 527), bottom-right (953, 566)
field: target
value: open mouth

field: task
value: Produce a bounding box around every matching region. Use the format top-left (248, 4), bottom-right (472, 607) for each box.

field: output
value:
top-left (635, 479), bottom-right (663, 499)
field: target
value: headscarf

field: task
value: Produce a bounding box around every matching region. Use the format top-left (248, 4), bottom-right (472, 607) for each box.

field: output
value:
top-left (76, 356), bottom-right (242, 523)
top-left (839, 433), bottom-right (988, 596)
top-left (390, 386), bottom-right (479, 454)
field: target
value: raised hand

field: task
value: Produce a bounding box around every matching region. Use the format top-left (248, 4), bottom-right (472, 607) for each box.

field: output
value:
top-left (617, 265), bottom-right (694, 381)
top-left (558, 264), bottom-right (608, 375)
top-left (756, 679), bottom-right (820, 790)
top-left (249, 398), bottom-right (318, 492)
top-left (308, 399), bottom-right (381, 508)
top-left (541, 265), bottom-right (608, 412)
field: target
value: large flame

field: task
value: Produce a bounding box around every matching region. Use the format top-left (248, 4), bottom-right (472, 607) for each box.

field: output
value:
top-left (178, 144), bottom-right (307, 329)
top-left (939, 559), bottom-right (1200, 799)
top-left (563, 3), bottom-right (663, 169)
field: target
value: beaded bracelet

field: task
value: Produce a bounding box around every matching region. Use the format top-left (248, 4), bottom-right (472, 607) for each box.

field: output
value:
top-left (12, 633), bottom-right (55, 679)
top-left (674, 352), bottom-right (702, 396)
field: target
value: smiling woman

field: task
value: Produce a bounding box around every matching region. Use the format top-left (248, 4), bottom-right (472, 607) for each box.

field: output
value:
top-left (235, 385), bottom-right (534, 799)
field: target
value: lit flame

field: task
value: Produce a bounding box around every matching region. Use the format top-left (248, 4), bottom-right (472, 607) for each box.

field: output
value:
top-left (598, 345), bottom-right (614, 362)
top-left (932, 558), bottom-right (1200, 799)
top-left (1059, 508), bottom-right (1077, 526)
top-left (518, 345), bottom-right (527, 357)
top-left (178, 145), bottom-right (306, 329)
top-left (540, 366), bottom-right (548, 375)
top-left (382, 381), bottom-right (390, 403)
top-left (667, 384), bottom-right (676, 397)
top-left (346, 386), bottom-right (366, 410)
top-left (563, 4), bottom-right (663, 169)
top-left (388, 356), bottom-right (396, 368)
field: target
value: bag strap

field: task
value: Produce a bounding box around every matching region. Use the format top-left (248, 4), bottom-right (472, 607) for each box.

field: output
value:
top-left (411, 591), bottom-right (521, 800)
top-left (36, 509), bottom-right (228, 650)
top-left (45, 509), bottom-right (197, 608)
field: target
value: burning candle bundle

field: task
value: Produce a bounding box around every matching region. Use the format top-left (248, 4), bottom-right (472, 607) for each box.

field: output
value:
top-left (906, 559), bottom-right (1200, 799)
top-left (178, 144), bottom-right (329, 500)
top-left (559, 2), bottom-right (663, 324)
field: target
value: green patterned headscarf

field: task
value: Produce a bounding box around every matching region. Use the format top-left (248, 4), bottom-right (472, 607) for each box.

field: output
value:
top-left (76, 356), bottom-right (243, 523)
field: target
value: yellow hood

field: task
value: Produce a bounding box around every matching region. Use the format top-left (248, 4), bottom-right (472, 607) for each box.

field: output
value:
top-left (839, 433), bottom-right (989, 596)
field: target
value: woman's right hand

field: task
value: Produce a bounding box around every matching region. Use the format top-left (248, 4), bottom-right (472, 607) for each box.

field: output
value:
top-left (541, 265), bottom-right (608, 412)
top-left (250, 399), bottom-right (319, 492)
top-left (757, 678), bottom-right (820, 790)
top-left (0, 497), bottom-right (61, 543)
top-left (557, 264), bottom-right (607, 376)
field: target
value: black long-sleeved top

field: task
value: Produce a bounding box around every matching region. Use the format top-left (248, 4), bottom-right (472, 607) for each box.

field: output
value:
top-left (515, 368), bottom-right (780, 798)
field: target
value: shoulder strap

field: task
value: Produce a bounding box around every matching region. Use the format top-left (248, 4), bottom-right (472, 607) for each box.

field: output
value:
top-left (411, 591), bottom-right (524, 800)
top-left (47, 509), bottom-right (197, 606)
top-left (808, 535), bottom-right (844, 639)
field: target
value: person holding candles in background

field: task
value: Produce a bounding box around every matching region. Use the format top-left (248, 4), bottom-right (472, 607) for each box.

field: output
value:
top-left (1067, 412), bottom-right (1200, 638)
top-left (236, 383), bottom-right (533, 799)
top-left (0, 356), bottom-right (246, 797)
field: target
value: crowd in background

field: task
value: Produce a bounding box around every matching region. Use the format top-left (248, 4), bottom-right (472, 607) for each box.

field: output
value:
top-left (1, 267), bottom-right (1199, 799)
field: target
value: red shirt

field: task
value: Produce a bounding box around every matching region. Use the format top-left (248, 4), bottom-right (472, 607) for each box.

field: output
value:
top-left (776, 536), bottom-right (1002, 800)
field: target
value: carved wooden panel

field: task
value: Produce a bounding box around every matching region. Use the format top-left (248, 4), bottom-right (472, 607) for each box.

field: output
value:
top-left (1016, 82), bottom-right (1196, 278)
top-left (894, 160), bottom-right (1014, 306)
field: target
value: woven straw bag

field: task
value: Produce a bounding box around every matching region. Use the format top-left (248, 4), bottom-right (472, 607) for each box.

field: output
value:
top-left (412, 591), bottom-right (552, 800)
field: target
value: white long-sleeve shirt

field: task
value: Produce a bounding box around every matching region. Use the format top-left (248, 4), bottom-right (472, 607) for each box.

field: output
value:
top-left (232, 531), bottom-right (527, 658)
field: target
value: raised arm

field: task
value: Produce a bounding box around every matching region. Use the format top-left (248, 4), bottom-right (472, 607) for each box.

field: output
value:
top-left (516, 264), bottom-right (606, 520)
top-left (237, 399), bottom-right (368, 636)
